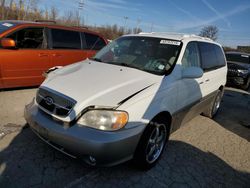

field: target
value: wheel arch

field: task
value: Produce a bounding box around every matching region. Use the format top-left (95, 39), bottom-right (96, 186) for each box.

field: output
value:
top-left (133, 111), bottom-right (172, 169)
top-left (141, 111), bottom-right (172, 139)
top-left (219, 85), bottom-right (225, 91)
top-left (151, 111), bottom-right (172, 129)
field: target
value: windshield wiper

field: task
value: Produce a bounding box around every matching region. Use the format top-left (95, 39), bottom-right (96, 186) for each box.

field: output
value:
top-left (90, 57), bottom-right (103, 62)
top-left (119, 63), bottom-right (139, 69)
top-left (101, 61), bottom-right (142, 71)
top-left (102, 61), bottom-right (135, 68)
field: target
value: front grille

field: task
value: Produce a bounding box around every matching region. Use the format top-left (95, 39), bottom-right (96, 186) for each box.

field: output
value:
top-left (228, 69), bottom-right (238, 76)
top-left (36, 87), bottom-right (76, 116)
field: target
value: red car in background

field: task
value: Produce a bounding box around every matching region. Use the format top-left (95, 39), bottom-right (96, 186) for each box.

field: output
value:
top-left (0, 20), bottom-right (107, 89)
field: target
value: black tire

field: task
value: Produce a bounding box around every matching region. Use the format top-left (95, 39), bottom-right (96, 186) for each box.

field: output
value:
top-left (241, 77), bottom-right (250, 91)
top-left (134, 117), bottom-right (170, 170)
top-left (203, 90), bottom-right (223, 118)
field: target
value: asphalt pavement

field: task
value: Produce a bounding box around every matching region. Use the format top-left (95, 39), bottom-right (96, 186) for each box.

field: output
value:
top-left (0, 87), bottom-right (249, 188)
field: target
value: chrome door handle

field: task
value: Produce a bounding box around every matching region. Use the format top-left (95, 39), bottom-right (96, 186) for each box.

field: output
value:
top-left (52, 54), bottom-right (62, 57)
top-left (38, 53), bottom-right (49, 57)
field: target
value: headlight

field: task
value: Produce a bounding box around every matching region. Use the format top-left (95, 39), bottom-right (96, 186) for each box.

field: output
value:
top-left (237, 69), bottom-right (248, 74)
top-left (77, 110), bottom-right (128, 131)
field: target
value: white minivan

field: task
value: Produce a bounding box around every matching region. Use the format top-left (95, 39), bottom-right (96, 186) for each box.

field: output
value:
top-left (25, 32), bottom-right (227, 169)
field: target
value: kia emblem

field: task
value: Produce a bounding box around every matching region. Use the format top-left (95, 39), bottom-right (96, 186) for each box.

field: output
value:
top-left (44, 96), bottom-right (54, 106)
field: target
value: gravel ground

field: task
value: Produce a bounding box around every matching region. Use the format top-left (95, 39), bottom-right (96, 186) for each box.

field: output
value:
top-left (0, 87), bottom-right (249, 188)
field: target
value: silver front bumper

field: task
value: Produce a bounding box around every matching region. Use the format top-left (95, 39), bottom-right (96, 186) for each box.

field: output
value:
top-left (24, 100), bottom-right (146, 166)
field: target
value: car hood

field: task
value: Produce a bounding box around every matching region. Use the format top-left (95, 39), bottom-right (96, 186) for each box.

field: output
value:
top-left (42, 60), bottom-right (161, 121)
top-left (227, 61), bottom-right (250, 70)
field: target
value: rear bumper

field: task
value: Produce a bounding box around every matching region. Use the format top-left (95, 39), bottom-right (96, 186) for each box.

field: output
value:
top-left (24, 99), bottom-right (146, 166)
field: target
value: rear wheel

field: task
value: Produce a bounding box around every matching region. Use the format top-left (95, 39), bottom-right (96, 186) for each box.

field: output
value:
top-left (203, 90), bottom-right (223, 118)
top-left (134, 118), bottom-right (169, 170)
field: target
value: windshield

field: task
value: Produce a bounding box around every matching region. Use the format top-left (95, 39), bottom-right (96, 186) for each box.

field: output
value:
top-left (93, 36), bottom-right (182, 75)
top-left (226, 53), bottom-right (250, 64)
top-left (0, 22), bottom-right (18, 34)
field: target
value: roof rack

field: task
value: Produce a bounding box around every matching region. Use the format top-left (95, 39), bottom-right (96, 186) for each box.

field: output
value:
top-left (73, 25), bottom-right (89, 30)
top-left (185, 34), bottom-right (213, 41)
top-left (139, 32), bottom-right (213, 41)
top-left (35, 20), bottom-right (56, 24)
top-left (139, 32), bottom-right (187, 36)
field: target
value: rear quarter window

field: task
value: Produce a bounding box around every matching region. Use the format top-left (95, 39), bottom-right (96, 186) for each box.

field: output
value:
top-left (51, 29), bottom-right (81, 49)
top-left (84, 32), bottom-right (106, 50)
top-left (199, 42), bottom-right (226, 71)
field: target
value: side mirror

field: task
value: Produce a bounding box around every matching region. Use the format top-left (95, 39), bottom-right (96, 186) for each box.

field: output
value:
top-left (1, 38), bottom-right (16, 49)
top-left (182, 67), bottom-right (203, 78)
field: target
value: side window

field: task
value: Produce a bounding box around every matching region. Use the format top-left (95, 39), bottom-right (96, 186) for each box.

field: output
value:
top-left (182, 42), bottom-right (201, 68)
top-left (7, 27), bottom-right (45, 49)
top-left (51, 29), bottom-right (81, 49)
top-left (226, 53), bottom-right (249, 64)
top-left (84, 32), bottom-right (106, 50)
top-left (199, 42), bottom-right (225, 71)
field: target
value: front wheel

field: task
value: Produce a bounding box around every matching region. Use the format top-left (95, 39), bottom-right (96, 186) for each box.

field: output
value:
top-left (241, 77), bottom-right (250, 91)
top-left (134, 120), bottom-right (169, 170)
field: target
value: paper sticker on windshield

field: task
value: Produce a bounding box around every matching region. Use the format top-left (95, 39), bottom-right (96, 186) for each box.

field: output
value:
top-left (158, 65), bottom-right (165, 70)
top-left (2, 23), bottom-right (13, 27)
top-left (160, 40), bottom-right (181, 45)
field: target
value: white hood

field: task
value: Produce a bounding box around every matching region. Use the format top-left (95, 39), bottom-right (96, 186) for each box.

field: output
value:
top-left (42, 60), bottom-right (162, 121)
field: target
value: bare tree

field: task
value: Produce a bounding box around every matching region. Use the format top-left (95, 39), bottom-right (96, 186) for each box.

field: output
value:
top-left (199, 25), bottom-right (219, 41)
top-left (22, 0), bottom-right (38, 20)
top-left (1, 0), bottom-right (6, 19)
top-left (17, 0), bottom-right (24, 20)
top-left (50, 6), bottom-right (58, 21)
top-left (133, 27), bottom-right (142, 34)
top-left (6, 0), bottom-right (14, 19)
top-left (1, 1), bottom-right (142, 40)
top-left (44, 7), bottom-right (49, 20)
top-left (33, 7), bottom-right (43, 20)
top-left (75, 10), bottom-right (80, 26)
top-left (61, 10), bottom-right (79, 26)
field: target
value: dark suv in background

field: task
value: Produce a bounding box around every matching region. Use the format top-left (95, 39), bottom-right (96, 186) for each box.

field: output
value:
top-left (226, 52), bottom-right (250, 90)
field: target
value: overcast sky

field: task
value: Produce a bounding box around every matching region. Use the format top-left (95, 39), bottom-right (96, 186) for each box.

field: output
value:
top-left (40, 0), bottom-right (250, 47)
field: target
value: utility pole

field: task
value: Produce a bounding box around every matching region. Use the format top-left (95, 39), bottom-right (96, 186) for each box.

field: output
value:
top-left (78, 0), bottom-right (84, 26)
top-left (136, 18), bottom-right (141, 33)
top-left (124, 16), bottom-right (128, 30)
top-left (150, 22), bottom-right (154, 32)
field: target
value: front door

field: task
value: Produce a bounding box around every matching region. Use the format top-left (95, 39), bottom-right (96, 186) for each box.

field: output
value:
top-left (176, 42), bottom-right (205, 126)
top-left (1, 27), bottom-right (52, 88)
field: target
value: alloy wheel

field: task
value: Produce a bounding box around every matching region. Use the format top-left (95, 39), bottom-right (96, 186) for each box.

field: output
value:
top-left (145, 123), bottom-right (167, 164)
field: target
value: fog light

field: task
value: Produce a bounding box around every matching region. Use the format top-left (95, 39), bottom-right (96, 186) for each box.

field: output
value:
top-left (89, 156), bottom-right (96, 165)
